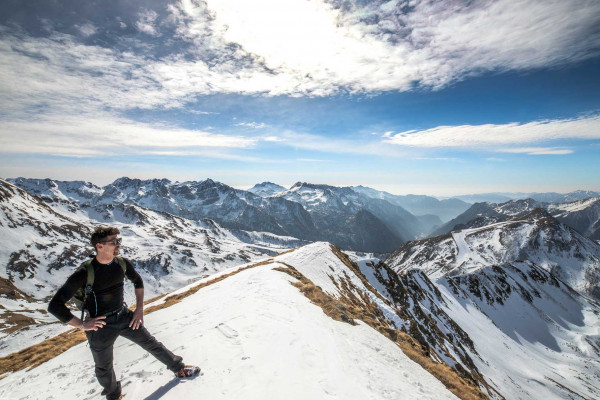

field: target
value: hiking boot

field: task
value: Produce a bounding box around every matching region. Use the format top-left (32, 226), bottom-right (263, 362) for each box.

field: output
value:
top-left (175, 365), bottom-right (201, 378)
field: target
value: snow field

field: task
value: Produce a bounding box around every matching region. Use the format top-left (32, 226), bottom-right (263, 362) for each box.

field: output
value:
top-left (0, 257), bottom-right (459, 400)
top-left (435, 271), bottom-right (600, 400)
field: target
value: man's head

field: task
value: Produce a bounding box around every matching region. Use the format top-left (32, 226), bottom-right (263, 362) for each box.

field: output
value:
top-left (91, 226), bottom-right (121, 257)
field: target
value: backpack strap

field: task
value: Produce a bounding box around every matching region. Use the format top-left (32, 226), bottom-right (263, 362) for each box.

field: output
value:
top-left (115, 256), bottom-right (127, 274)
top-left (81, 259), bottom-right (94, 287)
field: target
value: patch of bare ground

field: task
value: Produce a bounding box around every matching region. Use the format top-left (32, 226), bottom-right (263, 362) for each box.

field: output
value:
top-left (0, 329), bottom-right (87, 378)
top-left (0, 259), bottom-right (274, 377)
top-left (0, 276), bottom-right (35, 302)
top-left (0, 309), bottom-right (37, 335)
top-left (274, 261), bottom-right (491, 400)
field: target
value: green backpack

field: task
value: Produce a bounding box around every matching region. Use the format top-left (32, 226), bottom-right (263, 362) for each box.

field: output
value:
top-left (73, 256), bottom-right (127, 313)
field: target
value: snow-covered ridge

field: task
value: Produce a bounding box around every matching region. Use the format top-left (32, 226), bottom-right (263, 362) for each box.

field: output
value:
top-left (2, 233), bottom-right (598, 399)
top-left (387, 209), bottom-right (600, 301)
top-left (0, 242), bottom-right (465, 400)
top-left (433, 197), bottom-right (600, 241)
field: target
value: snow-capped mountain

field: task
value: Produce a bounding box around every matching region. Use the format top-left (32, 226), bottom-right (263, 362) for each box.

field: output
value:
top-left (351, 185), bottom-right (470, 222)
top-left (10, 177), bottom-right (318, 242)
top-left (548, 197), bottom-right (600, 241)
top-left (430, 199), bottom-right (543, 236)
top-left (276, 182), bottom-right (440, 250)
top-left (247, 181), bottom-right (286, 197)
top-left (11, 177), bottom-right (438, 252)
top-left (529, 190), bottom-right (600, 203)
top-left (449, 190), bottom-right (600, 204)
top-left (9, 177), bottom-right (103, 203)
top-left (381, 209), bottom-right (600, 399)
top-left (432, 197), bottom-right (600, 241)
top-left (387, 209), bottom-right (600, 301)
top-left (0, 179), bottom-right (306, 356)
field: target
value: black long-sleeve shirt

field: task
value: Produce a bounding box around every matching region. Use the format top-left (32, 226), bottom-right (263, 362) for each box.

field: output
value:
top-left (48, 257), bottom-right (144, 323)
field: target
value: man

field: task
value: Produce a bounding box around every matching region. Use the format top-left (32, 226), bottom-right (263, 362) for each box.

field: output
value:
top-left (49, 226), bottom-right (199, 400)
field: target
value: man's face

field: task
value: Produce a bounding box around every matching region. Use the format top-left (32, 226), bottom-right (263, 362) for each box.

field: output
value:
top-left (97, 234), bottom-right (121, 257)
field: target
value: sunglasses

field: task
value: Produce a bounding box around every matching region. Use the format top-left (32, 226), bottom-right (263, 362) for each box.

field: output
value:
top-left (100, 237), bottom-right (122, 245)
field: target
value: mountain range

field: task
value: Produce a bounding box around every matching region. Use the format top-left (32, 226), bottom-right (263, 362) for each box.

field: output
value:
top-left (432, 197), bottom-right (600, 241)
top-left (2, 177), bottom-right (600, 399)
top-left (8, 177), bottom-right (454, 252)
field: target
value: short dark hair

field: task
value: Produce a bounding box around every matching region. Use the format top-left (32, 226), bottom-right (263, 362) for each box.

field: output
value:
top-left (91, 226), bottom-right (120, 250)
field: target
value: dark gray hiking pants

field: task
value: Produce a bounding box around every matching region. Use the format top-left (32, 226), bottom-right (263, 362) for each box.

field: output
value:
top-left (85, 307), bottom-right (184, 400)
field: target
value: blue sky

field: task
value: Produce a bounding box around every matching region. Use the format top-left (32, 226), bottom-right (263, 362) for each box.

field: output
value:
top-left (0, 0), bottom-right (599, 196)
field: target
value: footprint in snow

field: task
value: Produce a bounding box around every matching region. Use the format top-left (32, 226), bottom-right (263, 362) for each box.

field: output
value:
top-left (216, 322), bottom-right (239, 339)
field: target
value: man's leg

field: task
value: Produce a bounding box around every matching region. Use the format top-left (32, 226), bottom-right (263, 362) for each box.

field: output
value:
top-left (118, 310), bottom-right (185, 373)
top-left (86, 326), bottom-right (122, 400)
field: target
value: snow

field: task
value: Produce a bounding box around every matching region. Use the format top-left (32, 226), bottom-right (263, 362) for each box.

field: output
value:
top-left (0, 253), bottom-right (459, 400)
top-left (435, 268), bottom-right (600, 400)
top-left (0, 179), bottom-right (306, 355)
top-left (549, 197), bottom-right (600, 213)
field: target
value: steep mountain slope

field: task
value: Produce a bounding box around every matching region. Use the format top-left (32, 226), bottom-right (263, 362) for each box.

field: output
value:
top-left (548, 197), bottom-right (600, 241)
top-left (430, 199), bottom-right (543, 237)
top-left (0, 179), bottom-right (306, 355)
top-left (382, 210), bottom-right (600, 399)
top-left (352, 185), bottom-right (469, 222)
top-left (403, 260), bottom-right (600, 400)
top-left (388, 209), bottom-right (600, 300)
top-left (0, 244), bottom-right (472, 400)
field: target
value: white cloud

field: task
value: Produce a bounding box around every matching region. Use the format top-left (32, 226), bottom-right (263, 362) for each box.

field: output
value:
top-left (386, 116), bottom-right (600, 149)
top-left (0, 0), bottom-right (598, 118)
top-left (136, 9), bottom-right (160, 36)
top-left (235, 122), bottom-right (268, 128)
top-left (0, 0), bottom-right (597, 159)
top-left (498, 147), bottom-right (574, 155)
top-left (0, 114), bottom-right (256, 158)
top-left (261, 136), bottom-right (283, 142)
top-left (76, 23), bottom-right (97, 37)
top-left (276, 130), bottom-right (409, 157)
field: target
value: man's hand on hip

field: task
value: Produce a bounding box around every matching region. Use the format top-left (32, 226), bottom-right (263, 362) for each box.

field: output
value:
top-left (83, 316), bottom-right (106, 331)
top-left (129, 307), bottom-right (144, 330)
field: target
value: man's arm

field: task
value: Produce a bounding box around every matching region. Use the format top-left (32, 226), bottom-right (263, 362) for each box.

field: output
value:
top-left (129, 288), bottom-right (144, 330)
top-left (124, 258), bottom-right (145, 330)
top-left (48, 267), bottom-right (106, 331)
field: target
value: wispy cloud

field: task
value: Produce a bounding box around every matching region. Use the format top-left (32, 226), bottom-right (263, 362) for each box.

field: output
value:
top-left (0, 114), bottom-right (256, 158)
top-left (76, 23), bottom-right (97, 37)
top-left (498, 147), bottom-right (574, 155)
top-left (261, 136), bottom-right (283, 142)
top-left (235, 122), bottom-right (268, 128)
top-left (136, 9), bottom-right (160, 36)
top-left (1, 0), bottom-right (598, 119)
top-left (386, 116), bottom-right (600, 149)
